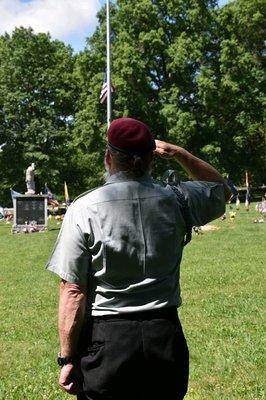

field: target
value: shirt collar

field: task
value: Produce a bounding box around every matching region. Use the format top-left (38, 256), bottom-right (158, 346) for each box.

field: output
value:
top-left (105, 171), bottom-right (152, 185)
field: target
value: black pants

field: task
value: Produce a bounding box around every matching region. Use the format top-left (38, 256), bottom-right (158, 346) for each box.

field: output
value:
top-left (77, 308), bottom-right (189, 400)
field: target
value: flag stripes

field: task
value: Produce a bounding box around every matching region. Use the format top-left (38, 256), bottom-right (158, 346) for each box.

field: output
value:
top-left (100, 73), bottom-right (114, 104)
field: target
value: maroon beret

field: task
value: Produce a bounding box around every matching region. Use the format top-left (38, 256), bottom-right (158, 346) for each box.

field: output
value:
top-left (107, 117), bottom-right (156, 155)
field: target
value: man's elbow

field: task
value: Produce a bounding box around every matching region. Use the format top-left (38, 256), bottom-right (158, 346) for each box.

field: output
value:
top-left (60, 280), bottom-right (87, 302)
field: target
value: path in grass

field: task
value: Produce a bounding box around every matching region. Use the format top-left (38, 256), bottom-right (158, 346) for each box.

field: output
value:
top-left (0, 204), bottom-right (265, 399)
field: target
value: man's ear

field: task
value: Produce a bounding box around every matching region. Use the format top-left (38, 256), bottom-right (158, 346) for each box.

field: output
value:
top-left (105, 149), bottom-right (112, 168)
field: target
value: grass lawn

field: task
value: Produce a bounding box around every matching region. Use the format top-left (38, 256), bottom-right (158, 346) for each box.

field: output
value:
top-left (0, 203), bottom-right (265, 399)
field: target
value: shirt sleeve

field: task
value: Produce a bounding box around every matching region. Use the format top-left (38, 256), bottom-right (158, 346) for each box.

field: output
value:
top-left (179, 181), bottom-right (226, 227)
top-left (46, 203), bottom-right (91, 286)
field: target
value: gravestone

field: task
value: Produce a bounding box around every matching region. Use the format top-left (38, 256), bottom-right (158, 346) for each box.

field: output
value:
top-left (12, 195), bottom-right (48, 233)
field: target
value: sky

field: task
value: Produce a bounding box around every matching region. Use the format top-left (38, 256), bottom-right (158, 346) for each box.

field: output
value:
top-left (0, 0), bottom-right (230, 53)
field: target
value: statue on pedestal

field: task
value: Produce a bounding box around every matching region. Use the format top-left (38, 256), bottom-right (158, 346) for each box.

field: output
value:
top-left (25, 163), bottom-right (35, 195)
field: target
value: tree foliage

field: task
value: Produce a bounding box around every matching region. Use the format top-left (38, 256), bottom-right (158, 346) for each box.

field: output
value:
top-left (74, 0), bottom-right (265, 186)
top-left (74, 0), bottom-right (220, 182)
top-left (197, 0), bottom-right (265, 183)
top-left (0, 28), bottom-right (77, 204)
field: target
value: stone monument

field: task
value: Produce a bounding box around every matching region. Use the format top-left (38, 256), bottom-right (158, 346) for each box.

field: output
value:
top-left (11, 162), bottom-right (48, 233)
top-left (25, 163), bottom-right (35, 195)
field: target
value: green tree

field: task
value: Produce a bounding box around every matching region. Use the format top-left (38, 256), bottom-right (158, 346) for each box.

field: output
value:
top-left (74, 0), bottom-right (219, 184)
top-left (74, 0), bottom-right (265, 188)
top-left (197, 0), bottom-right (265, 184)
top-left (0, 27), bottom-right (77, 205)
top-left (2, 1), bottom-right (263, 204)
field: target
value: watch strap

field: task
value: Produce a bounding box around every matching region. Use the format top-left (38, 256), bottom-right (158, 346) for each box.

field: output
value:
top-left (57, 353), bottom-right (78, 366)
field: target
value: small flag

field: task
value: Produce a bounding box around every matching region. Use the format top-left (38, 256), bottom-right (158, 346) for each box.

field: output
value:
top-left (245, 171), bottom-right (251, 210)
top-left (245, 171), bottom-right (250, 188)
top-left (226, 179), bottom-right (238, 198)
top-left (245, 189), bottom-right (251, 210)
top-left (64, 181), bottom-right (70, 205)
top-left (10, 188), bottom-right (22, 199)
top-left (99, 72), bottom-right (114, 104)
top-left (10, 188), bottom-right (22, 208)
top-left (44, 184), bottom-right (53, 200)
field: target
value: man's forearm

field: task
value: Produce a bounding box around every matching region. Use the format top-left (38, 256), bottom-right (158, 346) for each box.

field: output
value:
top-left (155, 140), bottom-right (231, 200)
top-left (58, 281), bottom-right (87, 357)
top-left (174, 146), bottom-right (222, 181)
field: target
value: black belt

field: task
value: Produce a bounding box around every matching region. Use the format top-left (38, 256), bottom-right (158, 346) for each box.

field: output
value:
top-left (92, 307), bottom-right (178, 321)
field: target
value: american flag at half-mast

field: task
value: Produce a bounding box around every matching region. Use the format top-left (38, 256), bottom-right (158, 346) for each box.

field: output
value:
top-left (99, 72), bottom-right (114, 104)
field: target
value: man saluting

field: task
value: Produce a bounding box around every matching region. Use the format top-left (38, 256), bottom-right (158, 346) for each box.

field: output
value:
top-left (47, 117), bottom-right (230, 400)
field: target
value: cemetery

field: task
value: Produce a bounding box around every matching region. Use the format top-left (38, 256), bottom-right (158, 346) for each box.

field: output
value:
top-left (0, 0), bottom-right (265, 399)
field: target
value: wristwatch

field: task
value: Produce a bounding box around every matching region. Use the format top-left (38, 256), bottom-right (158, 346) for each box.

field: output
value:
top-left (57, 353), bottom-right (77, 366)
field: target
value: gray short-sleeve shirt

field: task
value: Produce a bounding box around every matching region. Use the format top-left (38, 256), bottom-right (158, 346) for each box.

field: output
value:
top-left (46, 172), bottom-right (225, 315)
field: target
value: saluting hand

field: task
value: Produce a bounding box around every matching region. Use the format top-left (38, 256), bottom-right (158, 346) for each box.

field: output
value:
top-left (154, 140), bottom-right (179, 158)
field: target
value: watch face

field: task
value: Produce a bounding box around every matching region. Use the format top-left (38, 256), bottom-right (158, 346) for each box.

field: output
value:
top-left (57, 356), bottom-right (69, 366)
top-left (57, 356), bottom-right (64, 366)
top-left (57, 355), bottom-right (76, 366)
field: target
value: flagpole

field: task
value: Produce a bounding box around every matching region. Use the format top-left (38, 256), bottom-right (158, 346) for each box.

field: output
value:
top-left (106, 0), bottom-right (112, 128)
